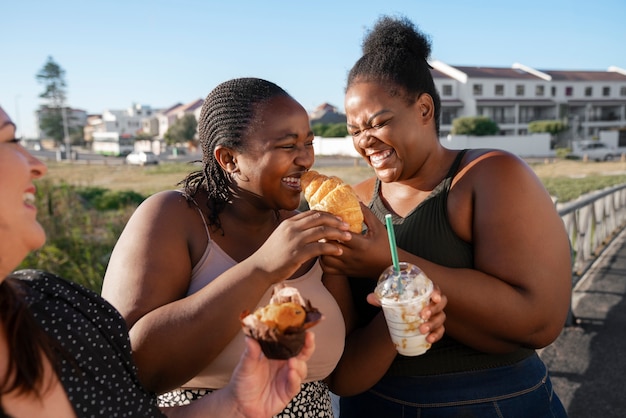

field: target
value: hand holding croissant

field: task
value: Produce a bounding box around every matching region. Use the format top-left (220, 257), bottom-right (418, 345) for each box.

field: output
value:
top-left (300, 170), bottom-right (364, 233)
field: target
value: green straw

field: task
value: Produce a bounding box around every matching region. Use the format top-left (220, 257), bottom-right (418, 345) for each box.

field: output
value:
top-left (385, 214), bottom-right (400, 273)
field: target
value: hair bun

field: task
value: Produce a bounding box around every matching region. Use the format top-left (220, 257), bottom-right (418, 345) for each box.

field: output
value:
top-left (362, 15), bottom-right (431, 61)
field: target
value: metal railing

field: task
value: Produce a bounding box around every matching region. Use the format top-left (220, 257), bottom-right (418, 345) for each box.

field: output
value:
top-left (557, 184), bottom-right (626, 326)
top-left (558, 183), bottom-right (626, 286)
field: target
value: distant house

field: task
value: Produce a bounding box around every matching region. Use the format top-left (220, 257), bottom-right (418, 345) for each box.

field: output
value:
top-left (83, 114), bottom-right (103, 143)
top-left (86, 103), bottom-right (162, 154)
top-left (156, 98), bottom-right (203, 140)
top-left (431, 61), bottom-right (626, 141)
top-left (309, 103), bottom-right (346, 124)
top-left (92, 131), bottom-right (134, 156)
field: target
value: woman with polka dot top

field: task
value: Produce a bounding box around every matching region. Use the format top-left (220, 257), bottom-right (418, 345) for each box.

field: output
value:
top-left (0, 104), bottom-right (315, 418)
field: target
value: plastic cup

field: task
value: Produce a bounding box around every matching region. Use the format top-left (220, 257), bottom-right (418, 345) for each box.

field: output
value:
top-left (375, 262), bottom-right (434, 356)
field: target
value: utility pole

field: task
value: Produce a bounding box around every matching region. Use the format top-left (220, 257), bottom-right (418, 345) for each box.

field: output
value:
top-left (62, 106), bottom-right (72, 160)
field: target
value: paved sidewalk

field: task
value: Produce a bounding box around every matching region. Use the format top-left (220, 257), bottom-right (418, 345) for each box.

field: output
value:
top-left (539, 227), bottom-right (626, 417)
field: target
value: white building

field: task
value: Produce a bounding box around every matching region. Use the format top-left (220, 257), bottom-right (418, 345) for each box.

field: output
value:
top-left (92, 131), bottom-right (134, 156)
top-left (431, 61), bottom-right (626, 143)
top-left (99, 103), bottom-right (156, 136)
top-left (154, 99), bottom-right (203, 140)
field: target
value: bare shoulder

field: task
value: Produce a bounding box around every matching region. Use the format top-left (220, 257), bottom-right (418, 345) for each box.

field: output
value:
top-left (462, 148), bottom-right (530, 170)
top-left (119, 189), bottom-right (205, 249)
top-left (455, 149), bottom-right (539, 188)
top-left (134, 189), bottom-right (193, 215)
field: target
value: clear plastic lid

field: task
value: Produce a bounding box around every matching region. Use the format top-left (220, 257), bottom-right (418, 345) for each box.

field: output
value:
top-left (375, 262), bottom-right (432, 302)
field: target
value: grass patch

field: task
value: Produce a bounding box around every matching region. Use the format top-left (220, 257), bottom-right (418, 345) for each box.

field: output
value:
top-left (540, 174), bottom-right (626, 203)
top-left (19, 180), bottom-right (145, 292)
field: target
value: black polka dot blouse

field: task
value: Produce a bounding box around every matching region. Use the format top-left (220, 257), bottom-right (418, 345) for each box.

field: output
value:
top-left (8, 270), bottom-right (165, 418)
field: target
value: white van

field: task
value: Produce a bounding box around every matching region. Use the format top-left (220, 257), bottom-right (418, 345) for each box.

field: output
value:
top-left (125, 151), bottom-right (159, 166)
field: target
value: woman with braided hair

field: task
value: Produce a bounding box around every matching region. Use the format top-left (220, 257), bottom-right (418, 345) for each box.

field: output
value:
top-left (102, 77), bottom-right (447, 416)
top-left (320, 15), bottom-right (571, 417)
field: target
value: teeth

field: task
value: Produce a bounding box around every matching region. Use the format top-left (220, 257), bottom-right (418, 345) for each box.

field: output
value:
top-left (370, 149), bottom-right (393, 163)
top-left (24, 192), bottom-right (35, 206)
top-left (282, 176), bottom-right (301, 188)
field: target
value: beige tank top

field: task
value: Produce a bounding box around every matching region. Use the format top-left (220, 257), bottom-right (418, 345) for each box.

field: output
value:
top-left (181, 204), bottom-right (346, 389)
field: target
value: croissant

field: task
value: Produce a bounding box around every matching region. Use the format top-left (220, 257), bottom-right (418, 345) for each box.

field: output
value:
top-left (300, 170), bottom-right (364, 233)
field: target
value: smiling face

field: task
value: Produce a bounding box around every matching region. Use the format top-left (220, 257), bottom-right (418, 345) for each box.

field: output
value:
top-left (223, 95), bottom-right (315, 211)
top-left (345, 81), bottom-right (433, 183)
top-left (0, 106), bottom-right (48, 278)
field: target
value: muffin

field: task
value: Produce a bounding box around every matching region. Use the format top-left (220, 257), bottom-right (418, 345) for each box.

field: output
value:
top-left (240, 283), bottom-right (322, 359)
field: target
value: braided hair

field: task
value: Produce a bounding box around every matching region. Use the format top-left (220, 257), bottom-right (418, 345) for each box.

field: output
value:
top-left (346, 15), bottom-right (442, 135)
top-left (179, 78), bottom-right (291, 230)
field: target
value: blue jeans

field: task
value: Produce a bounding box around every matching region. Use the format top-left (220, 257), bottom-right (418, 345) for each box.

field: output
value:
top-left (339, 353), bottom-right (567, 417)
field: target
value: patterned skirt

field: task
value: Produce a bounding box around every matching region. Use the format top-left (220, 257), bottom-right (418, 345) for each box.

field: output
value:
top-left (158, 380), bottom-right (334, 417)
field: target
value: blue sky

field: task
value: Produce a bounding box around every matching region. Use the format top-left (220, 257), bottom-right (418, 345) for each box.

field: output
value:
top-left (3, 0), bottom-right (625, 138)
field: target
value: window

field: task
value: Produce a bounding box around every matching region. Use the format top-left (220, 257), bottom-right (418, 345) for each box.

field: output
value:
top-left (565, 86), bottom-right (573, 96)
top-left (551, 86), bottom-right (557, 97)
top-left (495, 84), bottom-right (504, 96)
top-left (442, 84), bottom-right (452, 96)
top-left (516, 85), bottom-right (525, 96)
top-left (473, 84), bottom-right (483, 96)
top-left (603, 86), bottom-right (610, 97)
top-left (620, 86), bottom-right (626, 96)
top-left (585, 86), bottom-right (593, 97)
top-left (536, 85), bottom-right (545, 97)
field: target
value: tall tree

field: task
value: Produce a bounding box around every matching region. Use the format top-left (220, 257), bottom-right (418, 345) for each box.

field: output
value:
top-left (36, 56), bottom-right (69, 145)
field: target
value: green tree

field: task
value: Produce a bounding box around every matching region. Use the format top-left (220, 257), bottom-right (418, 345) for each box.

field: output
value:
top-left (164, 114), bottom-right (197, 146)
top-left (324, 123), bottom-right (348, 137)
top-left (312, 123), bottom-right (329, 136)
top-left (452, 116), bottom-right (499, 136)
top-left (312, 122), bottom-right (348, 137)
top-left (36, 57), bottom-right (69, 144)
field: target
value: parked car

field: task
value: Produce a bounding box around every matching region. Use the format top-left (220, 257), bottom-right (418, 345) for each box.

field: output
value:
top-left (125, 151), bottom-right (159, 165)
top-left (569, 142), bottom-right (616, 161)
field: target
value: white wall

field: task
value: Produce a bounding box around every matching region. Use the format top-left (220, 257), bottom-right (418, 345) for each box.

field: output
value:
top-left (314, 134), bottom-right (555, 158)
top-left (313, 136), bottom-right (360, 157)
top-left (442, 133), bottom-right (553, 157)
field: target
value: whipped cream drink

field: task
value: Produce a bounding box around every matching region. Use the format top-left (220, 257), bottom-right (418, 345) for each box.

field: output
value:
top-left (375, 262), bottom-right (434, 356)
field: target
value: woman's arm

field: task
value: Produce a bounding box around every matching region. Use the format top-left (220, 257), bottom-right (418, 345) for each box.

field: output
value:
top-left (101, 191), bottom-right (277, 393)
top-left (102, 193), bottom-right (351, 393)
top-left (438, 151), bottom-right (572, 351)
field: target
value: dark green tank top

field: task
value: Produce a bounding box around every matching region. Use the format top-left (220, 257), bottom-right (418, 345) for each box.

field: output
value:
top-left (349, 150), bottom-right (533, 376)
